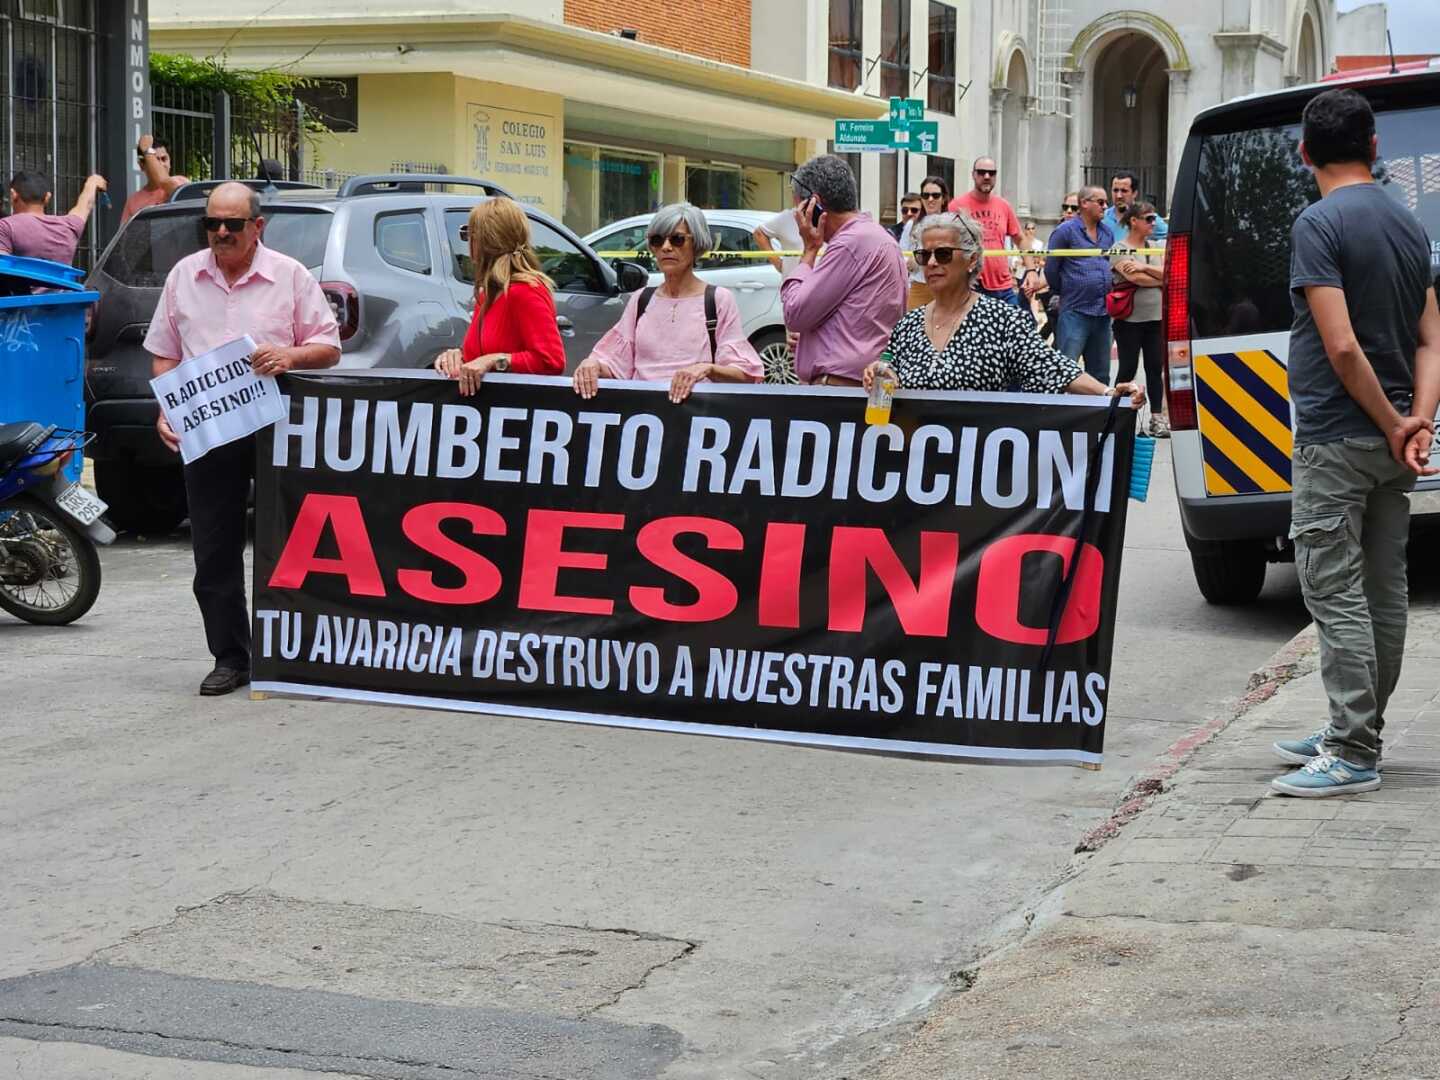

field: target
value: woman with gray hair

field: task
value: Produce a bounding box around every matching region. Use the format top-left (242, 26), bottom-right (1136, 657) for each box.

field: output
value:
top-left (864, 210), bottom-right (1145, 404)
top-left (574, 202), bottom-right (761, 403)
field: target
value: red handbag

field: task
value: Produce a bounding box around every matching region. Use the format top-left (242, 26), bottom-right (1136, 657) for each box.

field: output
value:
top-left (1106, 282), bottom-right (1137, 320)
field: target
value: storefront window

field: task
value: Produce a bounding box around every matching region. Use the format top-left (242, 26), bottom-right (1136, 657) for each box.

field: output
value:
top-left (928, 2), bottom-right (957, 115)
top-left (686, 164), bottom-right (743, 209)
top-left (829, 0), bottom-right (862, 91)
top-left (563, 141), bottom-right (662, 235)
top-left (881, 0), bottom-right (911, 102)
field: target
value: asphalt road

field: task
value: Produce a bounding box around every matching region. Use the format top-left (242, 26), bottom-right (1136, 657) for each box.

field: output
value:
top-left (0, 441), bottom-right (1313, 1079)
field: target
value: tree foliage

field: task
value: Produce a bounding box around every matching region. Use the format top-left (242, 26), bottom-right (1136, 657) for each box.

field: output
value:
top-left (149, 52), bottom-right (326, 109)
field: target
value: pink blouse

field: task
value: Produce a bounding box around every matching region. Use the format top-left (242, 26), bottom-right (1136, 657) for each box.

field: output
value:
top-left (589, 286), bottom-right (763, 382)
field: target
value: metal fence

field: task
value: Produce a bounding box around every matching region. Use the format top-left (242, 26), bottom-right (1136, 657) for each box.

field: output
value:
top-left (0, 0), bottom-right (100, 266)
top-left (152, 85), bottom-right (310, 187)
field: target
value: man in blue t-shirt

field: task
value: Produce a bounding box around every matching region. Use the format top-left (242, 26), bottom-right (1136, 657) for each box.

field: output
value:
top-left (1101, 171), bottom-right (1169, 240)
top-left (1042, 186), bottom-right (1115, 382)
top-left (1270, 88), bottom-right (1440, 798)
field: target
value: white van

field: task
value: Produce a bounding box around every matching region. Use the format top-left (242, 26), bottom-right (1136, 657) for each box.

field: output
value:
top-left (1163, 61), bottom-right (1440, 603)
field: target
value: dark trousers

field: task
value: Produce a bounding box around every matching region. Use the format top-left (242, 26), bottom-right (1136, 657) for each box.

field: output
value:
top-left (183, 434), bottom-right (255, 670)
top-left (1114, 319), bottom-right (1165, 400)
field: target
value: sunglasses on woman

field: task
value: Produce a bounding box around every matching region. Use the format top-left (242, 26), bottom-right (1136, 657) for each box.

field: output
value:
top-left (921, 190), bottom-right (945, 200)
top-left (1061, 203), bottom-right (1079, 212)
top-left (647, 233), bottom-right (690, 249)
top-left (1142, 214), bottom-right (1158, 223)
top-left (914, 247), bottom-right (960, 265)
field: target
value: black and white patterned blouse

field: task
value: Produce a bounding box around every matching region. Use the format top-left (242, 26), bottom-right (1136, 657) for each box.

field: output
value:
top-left (885, 295), bottom-right (1082, 393)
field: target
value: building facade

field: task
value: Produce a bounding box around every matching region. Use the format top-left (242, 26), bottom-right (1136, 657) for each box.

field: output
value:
top-left (751, 0), bottom-right (1375, 228)
top-left (151, 1), bottom-right (1385, 235)
top-left (148, 0), bottom-right (885, 235)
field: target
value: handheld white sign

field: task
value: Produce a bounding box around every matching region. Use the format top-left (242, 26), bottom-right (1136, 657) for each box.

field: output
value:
top-left (150, 336), bottom-right (284, 464)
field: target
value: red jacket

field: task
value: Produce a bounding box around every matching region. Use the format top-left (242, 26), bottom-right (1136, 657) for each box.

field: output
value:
top-left (461, 279), bottom-right (566, 374)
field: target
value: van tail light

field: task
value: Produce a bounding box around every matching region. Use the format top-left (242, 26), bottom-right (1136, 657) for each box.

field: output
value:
top-left (321, 282), bottom-right (360, 342)
top-left (1162, 232), bottom-right (1196, 431)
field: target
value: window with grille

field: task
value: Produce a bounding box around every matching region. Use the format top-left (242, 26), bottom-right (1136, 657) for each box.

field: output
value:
top-left (928, 2), bottom-right (956, 115)
top-left (0, 0), bottom-right (98, 266)
top-left (828, 0), bottom-right (862, 92)
top-left (881, 0), bottom-right (910, 102)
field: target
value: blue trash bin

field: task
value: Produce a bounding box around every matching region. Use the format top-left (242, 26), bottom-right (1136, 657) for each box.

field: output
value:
top-left (0, 254), bottom-right (101, 483)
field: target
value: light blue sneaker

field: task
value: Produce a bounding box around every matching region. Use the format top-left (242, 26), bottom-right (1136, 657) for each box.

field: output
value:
top-left (1273, 727), bottom-right (1382, 770)
top-left (1271, 753), bottom-right (1381, 797)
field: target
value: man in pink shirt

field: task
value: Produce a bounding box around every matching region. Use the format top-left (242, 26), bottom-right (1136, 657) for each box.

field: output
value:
top-left (146, 182), bottom-right (341, 696)
top-left (121, 134), bottom-right (189, 224)
top-left (780, 155), bottom-right (907, 385)
top-left (949, 156), bottom-right (1024, 307)
top-left (0, 170), bottom-right (108, 265)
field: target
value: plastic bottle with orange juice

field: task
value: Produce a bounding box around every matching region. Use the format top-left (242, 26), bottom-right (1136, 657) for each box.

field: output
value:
top-left (866, 352), bottom-right (897, 425)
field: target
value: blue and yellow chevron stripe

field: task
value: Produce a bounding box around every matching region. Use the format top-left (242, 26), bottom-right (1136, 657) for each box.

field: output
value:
top-left (1195, 349), bottom-right (1293, 495)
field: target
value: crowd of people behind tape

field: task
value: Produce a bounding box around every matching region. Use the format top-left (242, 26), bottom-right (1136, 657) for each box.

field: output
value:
top-left (436, 151), bottom-right (1155, 423)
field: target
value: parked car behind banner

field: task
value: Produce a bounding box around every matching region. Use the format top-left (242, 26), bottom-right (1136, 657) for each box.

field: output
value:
top-left (83, 175), bottom-right (648, 533)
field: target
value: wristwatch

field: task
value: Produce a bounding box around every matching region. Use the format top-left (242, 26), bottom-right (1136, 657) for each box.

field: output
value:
top-left (493, 354), bottom-right (511, 373)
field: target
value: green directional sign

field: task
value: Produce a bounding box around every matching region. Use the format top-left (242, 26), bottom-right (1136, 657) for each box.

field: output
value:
top-left (888, 97), bottom-right (925, 128)
top-left (835, 119), bottom-right (896, 152)
top-left (909, 121), bottom-right (939, 155)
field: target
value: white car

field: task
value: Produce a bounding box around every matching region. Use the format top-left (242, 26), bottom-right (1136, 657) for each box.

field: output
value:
top-left (584, 209), bottom-right (796, 383)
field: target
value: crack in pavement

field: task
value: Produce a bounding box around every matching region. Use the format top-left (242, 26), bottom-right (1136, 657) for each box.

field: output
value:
top-left (580, 938), bottom-right (700, 1017)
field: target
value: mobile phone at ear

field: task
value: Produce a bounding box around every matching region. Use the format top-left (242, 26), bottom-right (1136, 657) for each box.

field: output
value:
top-left (810, 198), bottom-right (825, 227)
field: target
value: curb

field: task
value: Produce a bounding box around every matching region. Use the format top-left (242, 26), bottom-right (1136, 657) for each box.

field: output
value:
top-left (1074, 621), bottom-right (1319, 853)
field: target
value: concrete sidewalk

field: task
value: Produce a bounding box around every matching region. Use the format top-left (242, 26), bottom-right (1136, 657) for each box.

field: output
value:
top-left (865, 603), bottom-right (1440, 1080)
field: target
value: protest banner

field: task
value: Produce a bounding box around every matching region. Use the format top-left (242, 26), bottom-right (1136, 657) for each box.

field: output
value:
top-left (150, 335), bottom-right (283, 463)
top-left (252, 372), bottom-right (1136, 766)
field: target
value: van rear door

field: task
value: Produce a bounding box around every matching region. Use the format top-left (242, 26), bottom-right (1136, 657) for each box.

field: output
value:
top-left (1182, 90), bottom-right (1440, 499)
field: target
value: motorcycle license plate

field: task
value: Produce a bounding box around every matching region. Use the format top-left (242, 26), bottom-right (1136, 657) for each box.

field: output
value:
top-left (56, 483), bottom-right (107, 526)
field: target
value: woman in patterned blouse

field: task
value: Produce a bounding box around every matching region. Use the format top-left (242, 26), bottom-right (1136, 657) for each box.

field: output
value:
top-left (862, 211), bottom-right (1145, 405)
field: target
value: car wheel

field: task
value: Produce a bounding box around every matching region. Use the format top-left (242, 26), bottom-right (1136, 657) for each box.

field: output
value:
top-left (94, 461), bottom-right (188, 535)
top-left (753, 330), bottom-right (798, 385)
top-left (1188, 539), bottom-right (1267, 605)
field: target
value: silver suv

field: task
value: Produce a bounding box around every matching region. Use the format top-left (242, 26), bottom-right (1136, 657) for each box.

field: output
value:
top-left (84, 175), bottom-right (648, 532)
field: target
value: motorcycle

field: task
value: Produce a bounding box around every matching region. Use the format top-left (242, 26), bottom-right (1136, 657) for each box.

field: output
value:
top-left (0, 422), bottom-right (114, 625)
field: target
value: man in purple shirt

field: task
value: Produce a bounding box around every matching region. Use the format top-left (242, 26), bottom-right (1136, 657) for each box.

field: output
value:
top-left (781, 155), bottom-right (907, 385)
top-left (0, 170), bottom-right (107, 266)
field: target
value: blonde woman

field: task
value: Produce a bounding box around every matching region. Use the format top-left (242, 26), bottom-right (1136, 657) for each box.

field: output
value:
top-left (435, 198), bottom-right (565, 394)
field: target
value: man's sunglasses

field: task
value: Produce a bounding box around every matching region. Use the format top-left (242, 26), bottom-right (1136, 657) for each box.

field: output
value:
top-left (1061, 203), bottom-right (1080, 212)
top-left (1083, 196), bottom-right (1108, 206)
top-left (901, 206), bottom-right (923, 217)
top-left (974, 169), bottom-right (997, 177)
top-left (647, 233), bottom-right (690, 249)
top-left (203, 216), bottom-right (254, 233)
top-left (914, 247), bottom-right (961, 265)
top-left (921, 190), bottom-right (945, 199)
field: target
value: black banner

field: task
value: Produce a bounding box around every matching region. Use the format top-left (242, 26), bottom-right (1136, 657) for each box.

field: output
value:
top-left (253, 372), bottom-right (1136, 765)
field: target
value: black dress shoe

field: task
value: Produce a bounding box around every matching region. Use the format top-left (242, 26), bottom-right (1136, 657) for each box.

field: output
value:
top-left (199, 667), bottom-right (251, 696)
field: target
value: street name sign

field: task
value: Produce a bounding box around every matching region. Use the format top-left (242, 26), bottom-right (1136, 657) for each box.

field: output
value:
top-left (835, 119), bottom-right (896, 152)
top-left (909, 121), bottom-right (939, 154)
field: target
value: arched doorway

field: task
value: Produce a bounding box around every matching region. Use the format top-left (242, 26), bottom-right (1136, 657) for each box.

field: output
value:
top-left (1084, 32), bottom-right (1170, 211)
top-left (999, 51), bottom-right (1029, 210)
top-left (1297, 14), bottom-right (1319, 83)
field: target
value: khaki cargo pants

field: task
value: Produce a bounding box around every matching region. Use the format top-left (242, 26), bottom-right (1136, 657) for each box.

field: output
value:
top-left (1290, 437), bottom-right (1415, 770)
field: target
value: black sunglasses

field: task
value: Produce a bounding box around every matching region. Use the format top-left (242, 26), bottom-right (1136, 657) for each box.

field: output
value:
top-left (1061, 203), bottom-right (1079, 212)
top-left (921, 190), bottom-right (945, 199)
top-left (647, 232), bottom-right (690, 249)
top-left (914, 247), bottom-right (960, 265)
top-left (902, 206), bottom-right (923, 216)
top-left (1142, 213), bottom-right (1158, 223)
top-left (203, 216), bottom-right (253, 233)
top-left (974, 169), bottom-right (997, 177)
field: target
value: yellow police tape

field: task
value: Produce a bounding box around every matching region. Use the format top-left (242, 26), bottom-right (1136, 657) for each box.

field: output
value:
top-left (593, 248), bottom-right (1167, 259)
